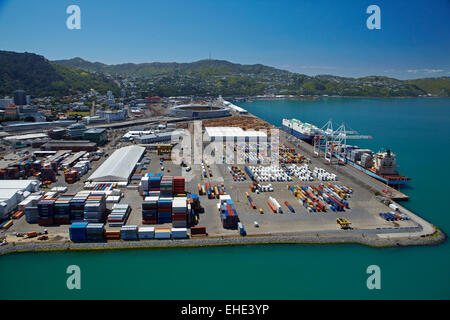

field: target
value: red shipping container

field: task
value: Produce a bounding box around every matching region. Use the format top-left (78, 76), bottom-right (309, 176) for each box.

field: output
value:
top-left (191, 226), bottom-right (207, 235)
top-left (172, 213), bottom-right (187, 221)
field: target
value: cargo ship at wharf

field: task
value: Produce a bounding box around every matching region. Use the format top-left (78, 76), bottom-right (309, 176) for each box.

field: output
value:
top-left (282, 118), bottom-right (411, 187)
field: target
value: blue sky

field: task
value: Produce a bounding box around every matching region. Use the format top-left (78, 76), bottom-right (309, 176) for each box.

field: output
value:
top-left (0, 0), bottom-right (449, 79)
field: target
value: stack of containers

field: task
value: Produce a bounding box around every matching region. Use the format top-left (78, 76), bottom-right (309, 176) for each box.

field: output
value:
top-left (142, 196), bottom-right (158, 224)
top-left (219, 197), bottom-right (239, 229)
top-left (24, 195), bottom-right (42, 224)
top-left (84, 193), bottom-right (106, 222)
top-left (69, 222), bottom-right (88, 242)
top-left (172, 197), bottom-right (187, 228)
top-left (54, 195), bottom-right (73, 224)
top-left (108, 203), bottom-right (130, 227)
top-left (104, 230), bottom-right (121, 240)
top-left (73, 161), bottom-right (90, 176)
top-left (70, 192), bottom-right (89, 221)
top-left (140, 175), bottom-right (149, 194)
top-left (40, 165), bottom-right (56, 182)
top-left (142, 174), bottom-right (163, 196)
top-left (25, 207), bottom-right (39, 224)
top-left (65, 170), bottom-right (79, 184)
top-left (160, 176), bottom-right (173, 197)
top-left (171, 227), bottom-right (188, 239)
top-left (37, 199), bottom-right (56, 225)
top-left (138, 227), bottom-right (155, 239)
top-left (158, 197), bottom-right (172, 224)
top-left (86, 223), bottom-right (105, 241)
top-left (155, 227), bottom-right (171, 239)
top-left (121, 225), bottom-right (138, 240)
top-left (173, 177), bottom-right (185, 195)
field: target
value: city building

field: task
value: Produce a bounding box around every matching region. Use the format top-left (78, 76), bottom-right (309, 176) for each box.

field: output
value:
top-left (82, 116), bottom-right (106, 124)
top-left (66, 123), bottom-right (88, 140)
top-left (97, 109), bottom-right (127, 122)
top-left (0, 98), bottom-right (14, 109)
top-left (83, 128), bottom-right (108, 145)
top-left (18, 105), bottom-right (46, 122)
top-left (13, 90), bottom-right (27, 106)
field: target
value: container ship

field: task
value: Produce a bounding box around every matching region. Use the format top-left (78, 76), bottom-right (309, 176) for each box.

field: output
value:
top-left (334, 147), bottom-right (410, 186)
top-left (282, 118), bottom-right (410, 186)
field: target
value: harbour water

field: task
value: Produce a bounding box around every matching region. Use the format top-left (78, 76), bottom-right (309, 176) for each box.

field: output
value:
top-left (0, 97), bottom-right (449, 299)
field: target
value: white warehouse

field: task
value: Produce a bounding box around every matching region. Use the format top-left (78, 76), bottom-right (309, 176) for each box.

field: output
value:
top-left (205, 127), bottom-right (267, 143)
top-left (88, 145), bottom-right (145, 183)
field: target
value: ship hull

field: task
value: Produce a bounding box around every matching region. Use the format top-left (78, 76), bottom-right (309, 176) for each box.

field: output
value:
top-left (335, 155), bottom-right (409, 186)
top-left (282, 125), bottom-right (315, 143)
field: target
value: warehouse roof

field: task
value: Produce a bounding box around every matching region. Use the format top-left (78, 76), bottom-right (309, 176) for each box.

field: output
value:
top-left (88, 145), bottom-right (145, 182)
top-left (205, 127), bottom-right (267, 140)
top-left (84, 128), bottom-right (106, 134)
top-left (0, 180), bottom-right (39, 190)
top-left (2, 133), bottom-right (48, 141)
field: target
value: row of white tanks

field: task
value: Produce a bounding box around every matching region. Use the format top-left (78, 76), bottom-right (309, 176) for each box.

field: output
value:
top-left (286, 164), bottom-right (337, 182)
top-left (247, 165), bottom-right (293, 182)
top-left (313, 167), bottom-right (337, 181)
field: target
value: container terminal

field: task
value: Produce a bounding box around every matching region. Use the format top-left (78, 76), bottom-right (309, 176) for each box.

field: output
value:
top-left (0, 99), bottom-right (445, 253)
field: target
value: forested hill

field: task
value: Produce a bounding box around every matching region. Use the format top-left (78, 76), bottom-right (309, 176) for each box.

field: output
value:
top-left (54, 57), bottom-right (450, 97)
top-left (0, 51), bottom-right (119, 97)
top-left (1, 50), bottom-right (448, 97)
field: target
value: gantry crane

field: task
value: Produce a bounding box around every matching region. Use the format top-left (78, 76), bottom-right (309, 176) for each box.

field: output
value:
top-left (313, 120), bottom-right (372, 164)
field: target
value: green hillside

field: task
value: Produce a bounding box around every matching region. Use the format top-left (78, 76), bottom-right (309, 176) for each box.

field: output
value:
top-left (406, 77), bottom-right (450, 96)
top-left (53, 57), bottom-right (450, 97)
top-left (0, 51), bottom-right (119, 97)
top-left (53, 57), bottom-right (289, 77)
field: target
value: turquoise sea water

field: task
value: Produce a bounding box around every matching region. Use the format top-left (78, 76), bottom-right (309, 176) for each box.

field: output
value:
top-left (0, 98), bottom-right (449, 300)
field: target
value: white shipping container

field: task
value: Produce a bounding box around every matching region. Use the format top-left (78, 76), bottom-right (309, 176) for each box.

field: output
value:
top-left (171, 228), bottom-right (188, 239)
top-left (138, 227), bottom-right (155, 239)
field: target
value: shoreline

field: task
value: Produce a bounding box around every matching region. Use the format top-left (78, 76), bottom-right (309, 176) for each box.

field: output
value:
top-left (0, 229), bottom-right (446, 257)
top-left (233, 95), bottom-right (449, 102)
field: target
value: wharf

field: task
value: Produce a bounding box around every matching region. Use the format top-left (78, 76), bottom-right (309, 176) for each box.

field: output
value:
top-left (282, 132), bottom-right (410, 201)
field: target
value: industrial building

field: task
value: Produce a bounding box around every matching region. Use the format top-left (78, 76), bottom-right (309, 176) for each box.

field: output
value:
top-left (2, 133), bottom-right (48, 144)
top-left (0, 180), bottom-right (40, 220)
top-left (41, 140), bottom-right (97, 152)
top-left (134, 131), bottom-right (183, 144)
top-left (66, 123), bottom-right (88, 140)
top-left (205, 127), bottom-right (267, 142)
top-left (83, 128), bottom-right (108, 145)
top-left (1, 120), bottom-right (76, 132)
top-left (168, 104), bottom-right (230, 119)
top-left (122, 130), bottom-right (152, 141)
top-left (88, 145), bottom-right (145, 183)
